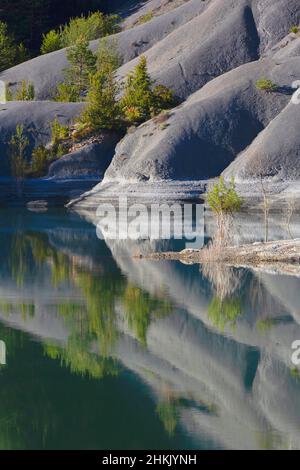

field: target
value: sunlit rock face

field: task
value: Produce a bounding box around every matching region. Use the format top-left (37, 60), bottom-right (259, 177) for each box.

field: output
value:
top-left (1, 0), bottom-right (300, 199)
top-left (71, 52), bottom-right (300, 207)
top-left (47, 133), bottom-right (121, 180)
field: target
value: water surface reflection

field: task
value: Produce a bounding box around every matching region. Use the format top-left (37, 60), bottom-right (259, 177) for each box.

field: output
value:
top-left (0, 208), bottom-right (300, 450)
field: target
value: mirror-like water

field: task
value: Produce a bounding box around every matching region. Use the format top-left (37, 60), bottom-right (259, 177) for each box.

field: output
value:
top-left (0, 208), bottom-right (300, 450)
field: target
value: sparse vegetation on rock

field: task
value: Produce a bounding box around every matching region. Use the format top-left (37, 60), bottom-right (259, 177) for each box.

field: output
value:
top-left (256, 78), bottom-right (277, 93)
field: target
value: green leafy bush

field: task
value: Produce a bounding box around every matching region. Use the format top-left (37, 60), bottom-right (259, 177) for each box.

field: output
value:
top-left (256, 78), bottom-right (277, 93)
top-left (40, 30), bottom-right (62, 54)
top-left (207, 177), bottom-right (242, 216)
top-left (50, 117), bottom-right (70, 145)
top-left (41, 12), bottom-right (121, 54)
top-left (54, 83), bottom-right (79, 103)
top-left (290, 25), bottom-right (299, 34)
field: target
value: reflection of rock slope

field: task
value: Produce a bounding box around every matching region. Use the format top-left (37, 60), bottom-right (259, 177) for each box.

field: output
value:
top-left (0, 213), bottom-right (300, 448)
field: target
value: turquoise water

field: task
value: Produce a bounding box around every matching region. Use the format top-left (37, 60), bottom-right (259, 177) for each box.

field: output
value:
top-left (0, 208), bottom-right (300, 450)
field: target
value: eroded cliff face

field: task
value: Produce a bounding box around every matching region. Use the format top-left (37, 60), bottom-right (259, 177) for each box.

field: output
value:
top-left (0, 0), bottom-right (300, 201)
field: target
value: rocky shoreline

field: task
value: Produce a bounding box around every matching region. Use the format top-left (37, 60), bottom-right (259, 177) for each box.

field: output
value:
top-left (136, 239), bottom-right (300, 273)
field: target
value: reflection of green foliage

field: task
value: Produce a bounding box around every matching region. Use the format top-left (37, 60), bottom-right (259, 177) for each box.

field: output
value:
top-left (50, 252), bottom-right (72, 287)
top-left (290, 368), bottom-right (300, 380)
top-left (257, 431), bottom-right (284, 450)
top-left (123, 284), bottom-right (172, 346)
top-left (208, 296), bottom-right (242, 331)
top-left (156, 400), bottom-right (178, 436)
top-left (0, 302), bottom-right (35, 320)
top-left (44, 339), bottom-right (119, 380)
top-left (10, 234), bottom-right (29, 287)
top-left (256, 318), bottom-right (276, 335)
top-left (75, 270), bottom-right (124, 356)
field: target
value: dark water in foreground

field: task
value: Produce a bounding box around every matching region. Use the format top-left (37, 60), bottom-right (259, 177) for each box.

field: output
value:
top-left (0, 208), bottom-right (300, 450)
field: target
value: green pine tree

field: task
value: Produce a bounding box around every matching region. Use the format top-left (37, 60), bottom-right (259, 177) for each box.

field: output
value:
top-left (96, 37), bottom-right (121, 79)
top-left (80, 70), bottom-right (121, 132)
top-left (0, 21), bottom-right (17, 72)
top-left (40, 29), bottom-right (62, 54)
top-left (9, 125), bottom-right (29, 179)
top-left (57, 36), bottom-right (96, 101)
top-left (120, 55), bottom-right (175, 124)
top-left (120, 55), bottom-right (154, 123)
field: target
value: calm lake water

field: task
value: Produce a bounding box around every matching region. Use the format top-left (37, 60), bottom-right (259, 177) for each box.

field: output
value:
top-left (0, 208), bottom-right (300, 450)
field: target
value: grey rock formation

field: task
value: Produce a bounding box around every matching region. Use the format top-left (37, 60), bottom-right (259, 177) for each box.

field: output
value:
top-left (223, 99), bottom-right (300, 181)
top-left (71, 54), bottom-right (300, 207)
top-left (116, 0), bottom-right (300, 99)
top-left (47, 133), bottom-right (121, 179)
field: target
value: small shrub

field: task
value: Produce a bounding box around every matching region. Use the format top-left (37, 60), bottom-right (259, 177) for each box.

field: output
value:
top-left (9, 124), bottom-right (29, 179)
top-left (207, 176), bottom-right (242, 216)
top-left (153, 85), bottom-right (176, 111)
top-left (136, 11), bottom-right (154, 25)
top-left (50, 117), bottom-right (70, 145)
top-left (14, 80), bottom-right (35, 101)
top-left (290, 25), bottom-right (299, 34)
top-left (54, 83), bottom-right (79, 102)
top-left (256, 78), bottom-right (277, 93)
top-left (206, 177), bottom-right (242, 248)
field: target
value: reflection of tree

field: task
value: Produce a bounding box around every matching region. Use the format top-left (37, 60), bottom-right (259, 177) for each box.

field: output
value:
top-left (0, 302), bottom-right (35, 320)
top-left (123, 285), bottom-right (172, 346)
top-left (44, 339), bottom-right (119, 380)
top-left (156, 400), bottom-right (178, 435)
top-left (208, 297), bottom-right (242, 331)
top-left (201, 263), bottom-right (244, 331)
top-left (10, 234), bottom-right (29, 287)
top-left (5, 230), bottom-right (174, 377)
